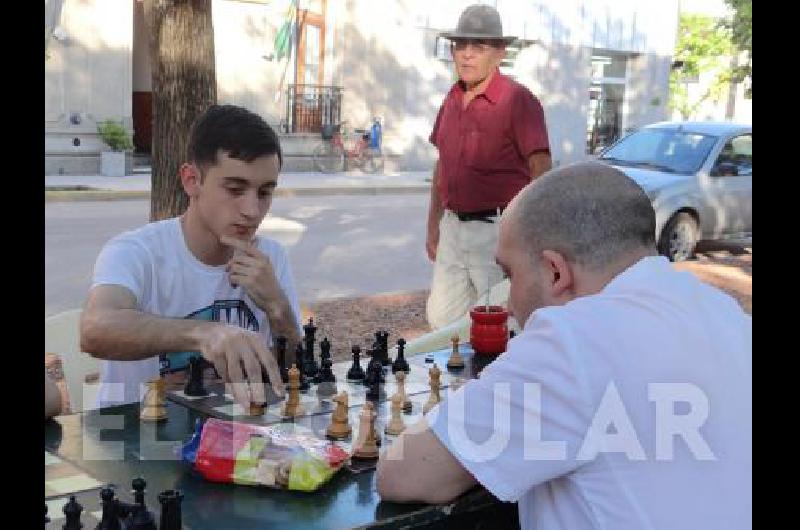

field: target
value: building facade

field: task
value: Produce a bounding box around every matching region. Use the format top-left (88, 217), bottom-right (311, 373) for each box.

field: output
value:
top-left (45, 0), bottom-right (679, 174)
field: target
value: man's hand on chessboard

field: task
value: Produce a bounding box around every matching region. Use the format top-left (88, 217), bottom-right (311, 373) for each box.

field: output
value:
top-left (198, 323), bottom-right (285, 408)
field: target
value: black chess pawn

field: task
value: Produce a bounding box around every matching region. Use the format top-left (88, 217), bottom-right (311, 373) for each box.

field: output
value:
top-left (294, 344), bottom-right (310, 391)
top-left (97, 486), bottom-right (121, 530)
top-left (184, 356), bottom-right (208, 397)
top-left (510, 330), bottom-right (516, 339)
top-left (123, 478), bottom-right (156, 530)
top-left (303, 317), bottom-right (318, 356)
top-left (274, 336), bottom-right (289, 383)
top-left (62, 495), bottom-right (83, 530)
top-left (392, 338), bottom-right (410, 373)
top-left (347, 346), bottom-right (365, 381)
top-left (157, 490), bottom-right (183, 530)
top-left (44, 503), bottom-right (49, 525)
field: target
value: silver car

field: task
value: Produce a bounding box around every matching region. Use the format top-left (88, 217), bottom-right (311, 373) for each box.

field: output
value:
top-left (597, 121), bottom-right (752, 261)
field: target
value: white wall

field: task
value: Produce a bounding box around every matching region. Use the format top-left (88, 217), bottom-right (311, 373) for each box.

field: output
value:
top-left (45, 0), bottom-right (134, 157)
top-left (212, 0), bottom-right (297, 127)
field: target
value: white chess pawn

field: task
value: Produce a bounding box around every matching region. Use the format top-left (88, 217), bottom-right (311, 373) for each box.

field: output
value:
top-left (385, 393), bottom-right (406, 435)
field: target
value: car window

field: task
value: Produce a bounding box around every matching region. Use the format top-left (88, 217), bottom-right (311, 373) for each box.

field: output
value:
top-left (714, 134), bottom-right (752, 176)
top-left (599, 129), bottom-right (717, 174)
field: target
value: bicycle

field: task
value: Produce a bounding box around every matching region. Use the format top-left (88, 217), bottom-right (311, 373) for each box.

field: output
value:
top-left (313, 121), bottom-right (384, 173)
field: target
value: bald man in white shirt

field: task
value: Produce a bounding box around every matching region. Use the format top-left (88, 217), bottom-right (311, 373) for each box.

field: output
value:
top-left (377, 162), bottom-right (752, 530)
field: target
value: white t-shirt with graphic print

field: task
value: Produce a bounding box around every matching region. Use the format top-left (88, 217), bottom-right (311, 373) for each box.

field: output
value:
top-left (90, 217), bottom-right (302, 408)
top-left (430, 256), bottom-right (752, 530)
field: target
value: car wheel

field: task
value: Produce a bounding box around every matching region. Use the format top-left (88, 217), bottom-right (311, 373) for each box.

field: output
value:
top-left (658, 212), bottom-right (699, 262)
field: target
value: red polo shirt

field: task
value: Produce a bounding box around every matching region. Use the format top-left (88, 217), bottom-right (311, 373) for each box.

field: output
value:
top-left (429, 71), bottom-right (550, 213)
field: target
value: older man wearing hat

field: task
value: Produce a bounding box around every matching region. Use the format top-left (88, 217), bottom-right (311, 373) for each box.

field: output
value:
top-left (425, 4), bottom-right (552, 330)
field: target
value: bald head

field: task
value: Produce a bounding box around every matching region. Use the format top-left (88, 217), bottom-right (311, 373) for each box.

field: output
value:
top-left (505, 162), bottom-right (656, 270)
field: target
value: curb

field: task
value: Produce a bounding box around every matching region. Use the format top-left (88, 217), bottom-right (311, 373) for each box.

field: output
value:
top-left (45, 184), bottom-right (431, 202)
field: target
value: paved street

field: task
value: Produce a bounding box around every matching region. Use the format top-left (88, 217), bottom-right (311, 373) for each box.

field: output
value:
top-left (45, 195), bottom-right (432, 316)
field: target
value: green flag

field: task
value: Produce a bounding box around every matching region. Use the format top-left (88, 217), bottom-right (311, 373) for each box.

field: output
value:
top-left (273, 0), bottom-right (296, 61)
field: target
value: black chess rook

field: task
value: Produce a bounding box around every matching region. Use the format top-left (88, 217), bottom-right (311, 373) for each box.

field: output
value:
top-left (158, 489), bottom-right (184, 530)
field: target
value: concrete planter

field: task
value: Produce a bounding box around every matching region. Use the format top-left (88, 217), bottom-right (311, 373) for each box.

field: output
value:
top-left (100, 151), bottom-right (130, 177)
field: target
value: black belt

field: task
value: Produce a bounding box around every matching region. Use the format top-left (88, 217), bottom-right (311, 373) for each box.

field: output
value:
top-left (453, 208), bottom-right (504, 223)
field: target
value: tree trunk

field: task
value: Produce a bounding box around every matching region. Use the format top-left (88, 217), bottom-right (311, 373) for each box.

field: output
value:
top-left (144, 0), bottom-right (217, 222)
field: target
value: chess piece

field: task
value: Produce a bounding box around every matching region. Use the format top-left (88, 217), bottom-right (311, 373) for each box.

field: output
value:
top-left (97, 486), bottom-right (122, 530)
top-left (157, 489), bottom-right (183, 530)
top-left (184, 356), bottom-right (208, 396)
top-left (247, 403), bottom-right (265, 416)
top-left (294, 344), bottom-right (310, 391)
top-left (140, 377), bottom-right (167, 422)
top-left (385, 393), bottom-right (407, 435)
top-left (377, 331), bottom-right (391, 366)
top-left (447, 335), bottom-right (466, 370)
top-left (423, 363), bottom-right (442, 414)
top-left (366, 371), bottom-right (382, 402)
top-left (45, 504), bottom-right (49, 525)
top-left (319, 356), bottom-right (336, 383)
top-left (303, 317), bottom-right (318, 356)
top-left (282, 364), bottom-right (304, 418)
top-left (347, 346), bottom-right (366, 381)
top-left (124, 477), bottom-right (157, 530)
top-left (319, 337), bottom-right (332, 362)
top-left (63, 495), bottom-right (83, 530)
top-left (391, 337), bottom-right (410, 373)
top-left (316, 356), bottom-right (337, 397)
top-left (326, 391), bottom-right (352, 439)
top-left (352, 401), bottom-right (379, 459)
top-left (303, 343), bottom-right (320, 382)
top-left (510, 330), bottom-right (516, 339)
top-left (364, 357), bottom-right (385, 386)
top-left (394, 370), bottom-right (413, 413)
top-left (275, 336), bottom-right (289, 383)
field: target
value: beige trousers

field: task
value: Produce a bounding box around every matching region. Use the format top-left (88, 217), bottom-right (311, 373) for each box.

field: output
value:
top-left (426, 210), bottom-right (505, 330)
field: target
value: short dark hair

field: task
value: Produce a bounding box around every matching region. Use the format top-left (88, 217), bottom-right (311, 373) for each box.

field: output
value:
top-left (513, 162), bottom-right (656, 270)
top-left (187, 104), bottom-right (282, 171)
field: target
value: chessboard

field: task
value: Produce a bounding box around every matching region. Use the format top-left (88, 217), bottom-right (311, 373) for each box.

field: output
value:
top-left (45, 450), bottom-right (105, 499)
top-left (46, 490), bottom-right (103, 529)
top-left (45, 451), bottom-right (106, 528)
top-left (166, 321), bottom-right (475, 425)
top-left (166, 350), bottom-right (463, 424)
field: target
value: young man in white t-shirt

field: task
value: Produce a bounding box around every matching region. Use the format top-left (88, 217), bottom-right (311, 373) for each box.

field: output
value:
top-left (377, 162), bottom-right (752, 530)
top-left (81, 104), bottom-right (302, 410)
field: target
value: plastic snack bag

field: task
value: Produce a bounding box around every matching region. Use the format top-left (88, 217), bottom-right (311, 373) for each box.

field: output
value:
top-left (181, 418), bottom-right (349, 492)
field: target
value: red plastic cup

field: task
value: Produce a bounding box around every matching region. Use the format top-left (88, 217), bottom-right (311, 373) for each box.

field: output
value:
top-left (470, 305), bottom-right (509, 355)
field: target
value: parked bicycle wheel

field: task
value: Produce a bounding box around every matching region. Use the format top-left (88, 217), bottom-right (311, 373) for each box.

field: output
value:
top-left (362, 147), bottom-right (384, 174)
top-left (313, 142), bottom-right (345, 173)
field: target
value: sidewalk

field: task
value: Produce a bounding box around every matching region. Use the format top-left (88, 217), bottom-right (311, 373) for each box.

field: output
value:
top-left (45, 170), bottom-right (432, 201)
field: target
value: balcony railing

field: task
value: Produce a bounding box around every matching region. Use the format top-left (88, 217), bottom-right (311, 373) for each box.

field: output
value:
top-left (285, 84), bottom-right (343, 134)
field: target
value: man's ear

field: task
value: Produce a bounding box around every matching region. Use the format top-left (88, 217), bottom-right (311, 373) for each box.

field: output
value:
top-left (180, 163), bottom-right (201, 198)
top-left (540, 249), bottom-right (574, 299)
